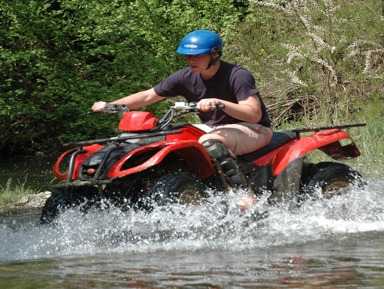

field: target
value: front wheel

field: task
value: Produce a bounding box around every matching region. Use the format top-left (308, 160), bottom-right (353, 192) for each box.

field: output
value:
top-left (40, 186), bottom-right (99, 224)
top-left (139, 172), bottom-right (208, 211)
top-left (300, 162), bottom-right (365, 201)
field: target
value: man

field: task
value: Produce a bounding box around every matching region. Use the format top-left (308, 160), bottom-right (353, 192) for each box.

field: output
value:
top-left (92, 29), bottom-right (272, 191)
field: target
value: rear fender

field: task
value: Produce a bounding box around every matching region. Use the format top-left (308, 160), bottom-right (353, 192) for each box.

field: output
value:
top-left (107, 140), bottom-right (215, 179)
top-left (255, 129), bottom-right (360, 176)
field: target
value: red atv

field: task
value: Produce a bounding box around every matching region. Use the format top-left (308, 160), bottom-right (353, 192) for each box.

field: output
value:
top-left (41, 102), bottom-right (365, 223)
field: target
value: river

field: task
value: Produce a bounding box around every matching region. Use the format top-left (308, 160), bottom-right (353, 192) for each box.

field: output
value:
top-left (0, 155), bottom-right (57, 191)
top-left (1, 156), bottom-right (384, 288)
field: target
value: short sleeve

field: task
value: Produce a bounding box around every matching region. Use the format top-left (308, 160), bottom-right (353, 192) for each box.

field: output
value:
top-left (154, 71), bottom-right (184, 97)
top-left (230, 68), bottom-right (260, 101)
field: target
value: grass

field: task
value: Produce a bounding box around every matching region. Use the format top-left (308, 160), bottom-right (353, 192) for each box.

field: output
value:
top-left (0, 178), bottom-right (38, 209)
top-left (231, 0), bottom-right (384, 180)
top-left (349, 97), bottom-right (384, 180)
top-left (228, 0), bottom-right (383, 127)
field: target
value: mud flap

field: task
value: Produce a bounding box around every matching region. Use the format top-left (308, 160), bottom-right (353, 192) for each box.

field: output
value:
top-left (270, 157), bottom-right (304, 207)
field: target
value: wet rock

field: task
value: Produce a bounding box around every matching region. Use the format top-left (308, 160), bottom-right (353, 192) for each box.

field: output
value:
top-left (1, 191), bottom-right (52, 216)
top-left (13, 191), bottom-right (52, 208)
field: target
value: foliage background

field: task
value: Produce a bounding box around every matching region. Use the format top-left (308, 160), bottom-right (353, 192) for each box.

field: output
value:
top-left (1, 0), bottom-right (383, 156)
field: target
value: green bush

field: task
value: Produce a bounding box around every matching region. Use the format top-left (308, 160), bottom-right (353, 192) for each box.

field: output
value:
top-left (0, 0), bottom-right (248, 155)
top-left (0, 0), bottom-right (382, 155)
top-left (230, 0), bottom-right (383, 127)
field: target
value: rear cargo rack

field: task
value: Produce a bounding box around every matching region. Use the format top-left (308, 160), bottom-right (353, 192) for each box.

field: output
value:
top-left (291, 123), bottom-right (366, 139)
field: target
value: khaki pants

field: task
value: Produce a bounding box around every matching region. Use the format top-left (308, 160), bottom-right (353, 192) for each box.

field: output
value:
top-left (198, 122), bottom-right (273, 156)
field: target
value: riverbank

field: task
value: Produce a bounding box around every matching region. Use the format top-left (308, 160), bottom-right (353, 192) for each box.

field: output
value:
top-left (0, 191), bottom-right (51, 216)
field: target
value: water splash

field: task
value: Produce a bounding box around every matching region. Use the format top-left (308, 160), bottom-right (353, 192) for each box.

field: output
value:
top-left (1, 181), bottom-right (384, 262)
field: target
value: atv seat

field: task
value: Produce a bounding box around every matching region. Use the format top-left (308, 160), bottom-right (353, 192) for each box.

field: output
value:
top-left (239, 131), bottom-right (296, 162)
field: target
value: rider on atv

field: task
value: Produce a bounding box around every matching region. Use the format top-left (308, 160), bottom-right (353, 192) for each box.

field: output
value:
top-left (92, 29), bottom-right (273, 192)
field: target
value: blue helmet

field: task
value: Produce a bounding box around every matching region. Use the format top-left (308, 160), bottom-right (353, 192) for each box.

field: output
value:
top-left (177, 30), bottom-right (223, 55)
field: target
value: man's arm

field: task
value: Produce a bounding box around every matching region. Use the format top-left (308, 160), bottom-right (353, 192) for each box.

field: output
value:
top-left (196, 94), bottom-right (262, 124)
top-left (92, 88), bottom-right (165, 111)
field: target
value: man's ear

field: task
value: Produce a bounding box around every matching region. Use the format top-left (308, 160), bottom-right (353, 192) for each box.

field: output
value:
top-left (211, 47), bottom-right (222, 59)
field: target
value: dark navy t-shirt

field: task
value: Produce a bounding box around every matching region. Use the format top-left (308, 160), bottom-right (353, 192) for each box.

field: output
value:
top-left (154, 61), bottom-right (271, 127)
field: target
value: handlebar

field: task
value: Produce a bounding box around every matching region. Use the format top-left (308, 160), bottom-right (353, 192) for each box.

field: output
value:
top-left (91, 102), bottom-right (224, 114)
top-left (172, 102), bottom-right (225, 111)
top-left (155, 102), bottom-right (224, 131)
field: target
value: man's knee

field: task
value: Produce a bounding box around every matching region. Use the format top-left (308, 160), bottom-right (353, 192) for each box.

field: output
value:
top-left (201, 140), bottom-right (228, 160)
top-left (201, 140), bottom-right (248, 188)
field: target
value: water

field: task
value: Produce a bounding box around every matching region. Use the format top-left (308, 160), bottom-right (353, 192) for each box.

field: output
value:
top-left (1, 180), bottom-right (384, 288)
top-left (0, 156), bottom-right (57, 191)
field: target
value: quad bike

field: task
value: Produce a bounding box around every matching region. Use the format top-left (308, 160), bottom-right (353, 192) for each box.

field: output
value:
top-left (41, 102), bottom-right (366, 224)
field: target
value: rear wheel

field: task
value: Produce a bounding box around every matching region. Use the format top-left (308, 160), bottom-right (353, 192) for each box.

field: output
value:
top-left (300, 162), bottom-right (365, 201)
top-left (40, 186), bottom-right (99, 224)
top-left (139, 172), bottom-right (208, 211)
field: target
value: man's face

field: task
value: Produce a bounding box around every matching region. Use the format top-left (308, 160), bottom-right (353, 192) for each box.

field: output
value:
top-left (185, 54), bottom-right (212, 73)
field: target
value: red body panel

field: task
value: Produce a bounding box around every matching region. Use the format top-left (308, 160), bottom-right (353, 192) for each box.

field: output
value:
top-left (106, 126), bottom-right (214, 179)
top-left (53, 122), bottom-right (360, 183)
top-left (53, 125), bottom-right (214, 181)
top-left (119, 111), bottom-right (158, 132)
top-left (107, 140), bottom-right (215, 179)
top-left (53, 144), bottom-right (103, 180)
top-left (254, 129), bottom-right (360, 176)
top-left (165, 125), bottom-right (205, 142)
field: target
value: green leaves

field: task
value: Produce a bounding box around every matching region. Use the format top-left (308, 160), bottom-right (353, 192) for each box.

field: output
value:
top-left (0, 0), bottom-right (248, 155)
top-left (3, 0), bottom-right (379, 155)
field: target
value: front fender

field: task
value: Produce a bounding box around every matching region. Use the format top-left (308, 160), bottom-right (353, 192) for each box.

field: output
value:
top-left (256, 129), bottom-right (360, 176)
top-left (53, 144), bottom-right (104, 180)
top-left (53, 148), bottom-right (77, 180)
top-left (107, 140), bottom-right (215, 179)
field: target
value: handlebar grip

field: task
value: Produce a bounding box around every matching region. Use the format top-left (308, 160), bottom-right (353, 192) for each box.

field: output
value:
top-left (103, 104), bottom-right (129, 113)
top-left (215, 103), bottom-right (225, 110)
top-left (88, 104), bottom-right (129, 114)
